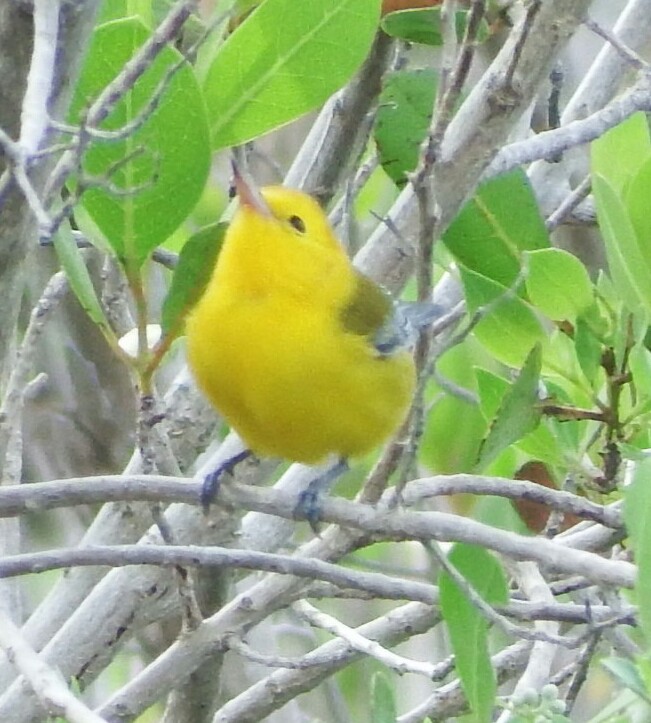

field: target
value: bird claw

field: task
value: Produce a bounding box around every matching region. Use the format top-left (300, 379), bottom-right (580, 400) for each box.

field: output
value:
top-left (201, 449), bottom-right (252, 513)
top-left (294, 488), bottom-right (322, 534)
top-left (293, 459), bottom-right (349, 534)
top-left (201, 469), bottom-right (222, 512)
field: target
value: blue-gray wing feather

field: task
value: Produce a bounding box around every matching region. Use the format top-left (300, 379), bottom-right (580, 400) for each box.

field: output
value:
top-left (373, 301), bottom-right (444, 356)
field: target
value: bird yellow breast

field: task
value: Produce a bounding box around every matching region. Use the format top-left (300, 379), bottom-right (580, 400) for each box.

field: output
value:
top-left (185, 187), bottom-right (416, 463)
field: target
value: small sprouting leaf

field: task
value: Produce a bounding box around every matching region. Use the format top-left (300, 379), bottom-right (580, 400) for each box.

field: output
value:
top-left (161, 223), bottom-right (226, 338)
top-left (381, 7), bottom-right (489, 46)
top-left (476, 344), bottom-right (543, 470)
top-left (439, 544), bottom-right (508, 723)
top-left (524, 248), bottom-right (593, 320)
top-left (204, 0), bottom-right (382, 150)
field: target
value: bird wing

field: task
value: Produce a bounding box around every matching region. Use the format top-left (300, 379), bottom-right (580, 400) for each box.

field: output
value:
top-left (339, 271), bottom-right (443, 357)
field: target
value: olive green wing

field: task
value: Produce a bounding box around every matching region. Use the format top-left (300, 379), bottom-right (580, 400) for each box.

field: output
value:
top-left (339, 271), bottom-right (393, 339)
top-left (339, 270), bottom-right (443, 356)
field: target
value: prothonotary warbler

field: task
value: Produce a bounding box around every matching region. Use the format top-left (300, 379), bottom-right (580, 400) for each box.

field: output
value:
top-left (186, 165), bottom-right (441, 518)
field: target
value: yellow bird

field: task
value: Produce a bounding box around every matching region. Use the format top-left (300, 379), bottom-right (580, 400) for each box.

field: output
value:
top-left (186, 166), bottom-right (438, 512)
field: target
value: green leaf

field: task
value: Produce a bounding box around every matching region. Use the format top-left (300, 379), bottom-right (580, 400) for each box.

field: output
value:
top-left (53, 223), bottom-right (112, 335)
top-left (592, 112), bottom-right (651, 195)
top-left (474, 368), bottom-right (509, 422)
top-left (625, 157), bottom-right (651, 278)
top-left (592, 174), bottom-right (651, 316)
top-left (602, 657), bottom-right (651, 704)
top-left (421, 345), bottom-right (487, 474)
top-left (624, 456), bottom-right (651, 645)
top-left (70, 18), bottom-right (211, 266)
top-left (460, 265), bottom-right (546, 368)
top-left (516, 424), bottom-right (563, 468)
top-left (444, 170), bottom-right (549, 287)
top-left (375, 69), bottom-right (436, 188)
top-left (524, 248), bottom-right (593, 320)
top-left (574, 314), bottom-right (603, 386)
top-left (630, 344), bottom-right (651, 408)
top-left (161, 223), bottom-right (227, 337)
top-left (371, 671), bottom-right (397, 723)
top-left (381, 7), bottom-right (489, 46)
top-left (544, 328), bottom-right (593, 400)
top-left (439, 544), bottom-right (508, 723)
top-left (543, 380), bottom-right (581, 453)
top-left (204, 0), bottom-right (382, 150)
top-left (98, 0), bottom-right (153, 25)
top-left (476, 344), bottom-right (542, 470)
top-left (476, 494), bottom-right (528, 535)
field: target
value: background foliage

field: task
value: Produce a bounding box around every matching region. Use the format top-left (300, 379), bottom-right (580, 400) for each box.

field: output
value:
top-left (0, 0), bottom-right (650, 721)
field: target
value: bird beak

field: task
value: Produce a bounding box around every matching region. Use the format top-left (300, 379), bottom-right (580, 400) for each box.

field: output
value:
top-left (231, 161), bottom-right (271, 216)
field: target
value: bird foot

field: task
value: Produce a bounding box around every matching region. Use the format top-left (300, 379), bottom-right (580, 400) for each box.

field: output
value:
top-left (293, 458), bottom-right (349, 534)
top-left (294, 487), bottom-right (323, 534)
top-left (201, 449), bottom-right (252, 512)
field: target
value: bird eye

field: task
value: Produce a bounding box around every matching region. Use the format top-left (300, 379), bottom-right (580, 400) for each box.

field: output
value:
top-left (288, 215), bottom-right (306, 233)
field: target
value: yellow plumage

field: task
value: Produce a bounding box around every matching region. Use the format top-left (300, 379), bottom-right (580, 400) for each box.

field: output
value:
top-left (186, 173), bottom-right (416, 464)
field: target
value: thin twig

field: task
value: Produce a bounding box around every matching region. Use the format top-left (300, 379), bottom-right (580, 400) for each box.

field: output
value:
top-left (428, 542), bottom-right (588, 649)
top-left (488, 69), bottom-right (651, 178)
top-left (546, 176), bottom-right (592, 230)
top-left (584, 15), bottom-right (648, 70)
top-left (295, 600), bottom-right (441, 678)
top-left (0, 608), bottom-right (105, 723)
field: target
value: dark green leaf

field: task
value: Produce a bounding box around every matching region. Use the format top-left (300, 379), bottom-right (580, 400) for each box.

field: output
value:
top-left (375, 69), bottom-right (436, 188)
top-left (204, 0), bottom-right (382, 150)
top-left (439, 544), bottom-right (508, 723)
top-left (381, 7), bottom-right (489, 46)
top-left (161, 222), bottom-right (226, 337)
top-left (476, 344), bottom-right (543, 470)
top-left (574, 314), bottom-right (603, 386)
